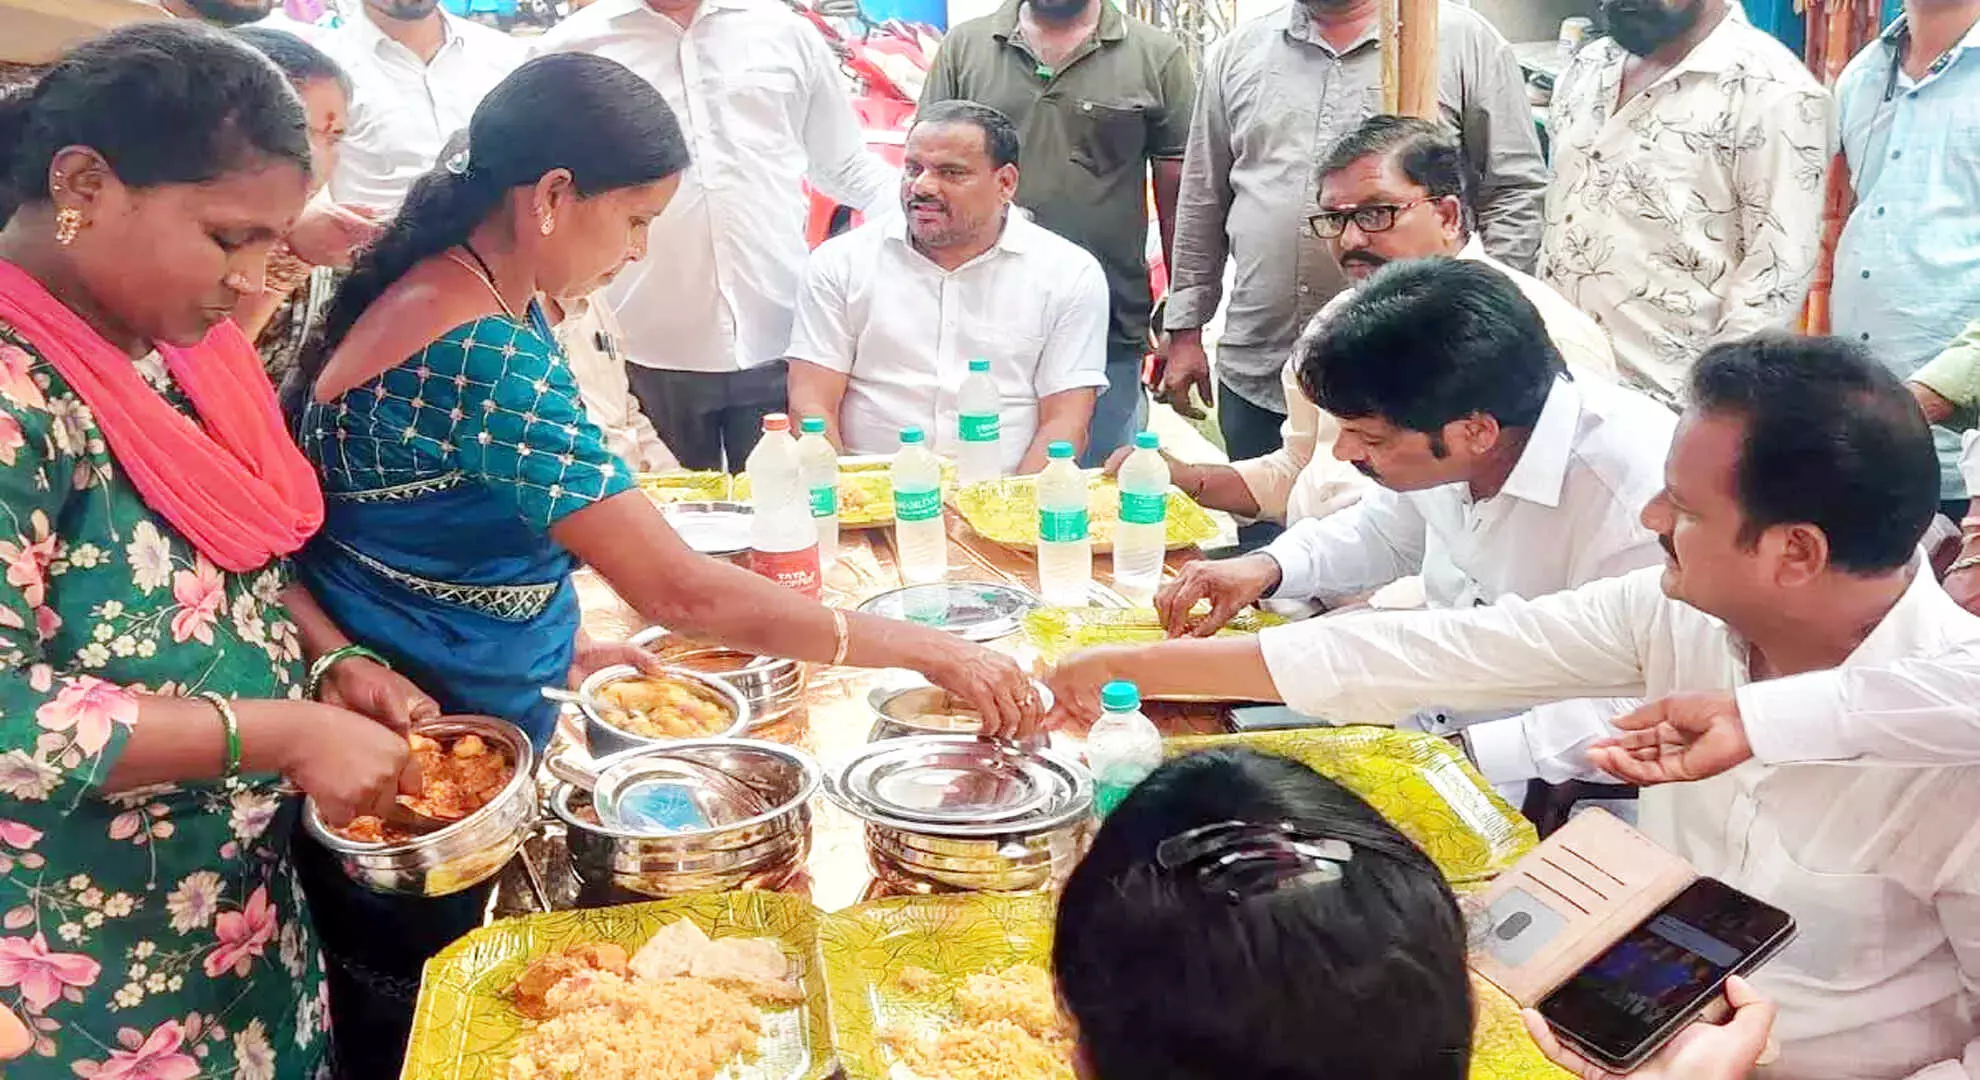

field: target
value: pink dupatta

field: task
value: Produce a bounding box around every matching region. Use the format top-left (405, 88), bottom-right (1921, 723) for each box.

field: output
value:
top-left (0, 258), bottom-right (323, 572)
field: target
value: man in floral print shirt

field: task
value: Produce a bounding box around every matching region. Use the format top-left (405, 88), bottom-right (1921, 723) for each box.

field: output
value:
top-left (1540, 0), bottom-right (1833, 402)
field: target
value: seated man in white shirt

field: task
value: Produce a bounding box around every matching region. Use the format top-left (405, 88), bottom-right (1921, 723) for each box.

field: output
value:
top-left (1049, 334), bottom-right (1980, 1079)
top-left (786, 100), bottom-right (1111, 473)
top-left (1125, 115), bottom-right (1619, 527)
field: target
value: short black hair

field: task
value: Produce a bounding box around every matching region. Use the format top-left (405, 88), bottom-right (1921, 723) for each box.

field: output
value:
top-left (1688, 334), bottom-right (1939, 574)
top-left (1055, 748), bottom-right (1472, 1080)
top-left (912, 99), bottom-right (1020, 169)
top-left (1300, 258), bottom-right (1563, 443)
top-left (1320, 114), bottom-right (1471, 228)
top-left (0, 22), bottom-right (309, 224)
top-left (233, 26), bottom-right (352, 98)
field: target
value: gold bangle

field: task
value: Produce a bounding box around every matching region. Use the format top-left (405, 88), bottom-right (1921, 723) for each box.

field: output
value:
top-left (830, 608), bottom-right (851, 667)
top-left (197, 691), bottom-right (243, 782)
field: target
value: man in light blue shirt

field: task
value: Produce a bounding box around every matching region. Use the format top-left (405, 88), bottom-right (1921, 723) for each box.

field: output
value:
top-left (1831, 0), bottom-right (1980, 514)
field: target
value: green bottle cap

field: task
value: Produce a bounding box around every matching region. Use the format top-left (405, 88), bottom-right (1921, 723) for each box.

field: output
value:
top-left (1101, 681), bottom-right (1141, 712)
top-left (968, 358), bottom-right (991, 373)
top-left (900, 426), bottom-right (925, 445)
top-left (1047, 441), bottom-right (1075, 459)
top-left (1134, 431), bottom-right (1159, 450)
top-left (800, 416), bottom-right (827, 435)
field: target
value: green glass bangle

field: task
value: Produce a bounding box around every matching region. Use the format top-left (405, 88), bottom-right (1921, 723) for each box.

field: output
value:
top-left (197, 691), bottom-right (242, 782)
top-left (306, 643), bottom-right (391, 701)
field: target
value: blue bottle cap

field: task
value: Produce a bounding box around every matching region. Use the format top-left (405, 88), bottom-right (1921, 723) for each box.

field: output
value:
top-left (968, 358), bottom-right (991, 373)
top-left (1101, 680), bottom-right (1140, 712)
top-left (900, 426), bottom-right (925, 445)
top-left (1047, 441), bottom-right (1075, 459)
top-left (1134, 430), bottom-right (1159, 450)
top-left (800, 416), bottom-right (827, 435)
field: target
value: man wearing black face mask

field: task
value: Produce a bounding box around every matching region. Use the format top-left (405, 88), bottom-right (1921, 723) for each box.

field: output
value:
top-left (1539, 0), bottom-right (1832, 406)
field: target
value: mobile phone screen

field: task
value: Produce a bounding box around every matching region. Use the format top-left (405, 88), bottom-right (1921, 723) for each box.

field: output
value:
top-left (1538, 878), bottom-right (1793, 1066)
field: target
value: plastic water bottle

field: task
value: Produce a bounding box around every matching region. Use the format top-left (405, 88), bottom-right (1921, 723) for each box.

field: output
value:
top-left (745, 414), bottom-right (820, 598)
top-left (892, 426), bottom-right (947, 585)
top-left (1113, 430), bottom-right (1170, 600)
top-left (796, 416), bottom-right (838, 571)
top-left (1088, 680), bottom-right (1163, 817)
top-left (1036, 441), bottom-right (1092, 606)
top-left (957, 358), bottom-right (1002, 486)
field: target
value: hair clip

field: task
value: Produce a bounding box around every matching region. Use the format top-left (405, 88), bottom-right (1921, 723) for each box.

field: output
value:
top-left (1154, 820), bottom-right (1354, 905)
top-left (443, 146), bottom-right (472, 177)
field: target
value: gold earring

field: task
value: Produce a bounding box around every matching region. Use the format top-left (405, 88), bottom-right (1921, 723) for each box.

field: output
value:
top-left (54, 208), bottom-right (82, 247)
top-left (539, 214), bottom-right (555, 237)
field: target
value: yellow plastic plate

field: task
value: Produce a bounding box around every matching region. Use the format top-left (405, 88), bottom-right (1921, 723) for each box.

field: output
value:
top-left (402, 892), bottom-right (833, 1080)
top-left (1021, 605), bottom-right (1287, 665)
top-left (734, 460), bottom-right (959, 529)
top-left (952, 473), bottom-right (1220, 553)
top-left (637, 470), bottom-right (734, 504)
top-left (817, 893), bottom-right (1565, 1080)
top-left (1165, 728), bottom-right (1537, 884)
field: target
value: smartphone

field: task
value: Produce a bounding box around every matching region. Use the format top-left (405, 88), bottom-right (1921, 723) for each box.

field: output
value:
top-left (1537, 877), bottom-right (1795, 1071)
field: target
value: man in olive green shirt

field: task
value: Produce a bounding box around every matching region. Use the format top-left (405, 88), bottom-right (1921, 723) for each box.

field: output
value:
top-left (921, 0), bottom-right (1194, 465)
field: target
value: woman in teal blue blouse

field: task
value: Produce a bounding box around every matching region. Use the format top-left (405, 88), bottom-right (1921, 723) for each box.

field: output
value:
top-left (288, 53), bottom-right (1041, 1077)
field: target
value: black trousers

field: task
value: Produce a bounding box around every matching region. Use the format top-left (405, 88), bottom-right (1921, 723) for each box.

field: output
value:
top-left (1217, 381), bottom-right (1288, 550)
top-left (293, 823), bottom-right (493, 1079)
top-left (626, 361), bottom-right (789, 472)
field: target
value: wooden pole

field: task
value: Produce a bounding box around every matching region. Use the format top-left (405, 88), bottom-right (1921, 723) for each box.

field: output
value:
top-left (1379, 0), bottom-right (1401, 113)
top-left (1397, 0), bottom-right (1440, 119)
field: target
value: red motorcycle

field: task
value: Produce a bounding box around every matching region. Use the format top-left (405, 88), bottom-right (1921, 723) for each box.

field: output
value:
top-left (788, 0), bottom-right (933, 246)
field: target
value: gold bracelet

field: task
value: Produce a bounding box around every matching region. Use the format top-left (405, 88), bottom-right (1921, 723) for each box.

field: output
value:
top-left (830, 608), bottom-right (851, 667)
top-left (197, 691), bottom-right (243, 782)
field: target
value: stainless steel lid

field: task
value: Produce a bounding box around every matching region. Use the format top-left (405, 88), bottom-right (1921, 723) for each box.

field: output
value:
top-left (661, 501), bottom-right (753, 558)
top-left (855, 582), bottom-right (1039, 641)
top-left (828, 736), bottom-right (1093, 834)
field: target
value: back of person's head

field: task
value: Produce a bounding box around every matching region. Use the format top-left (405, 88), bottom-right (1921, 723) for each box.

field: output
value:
top-left (232, 26), bottom-right (350, 95)
top-left (1687, 334), bottom-right (1939, 574)
top-left (1319, 114), bottom-right (1472, 232)
top-left (1300, 257), bottom-right (1562, 435)
top-left (1055, 748), bottom-right (1472, 1080)
top-left (912, 99), bottom-right (1021, 168)
top-left (0, 21), bottom-right (308, 225)
top-left (299, 52), bottom-right (690, 414)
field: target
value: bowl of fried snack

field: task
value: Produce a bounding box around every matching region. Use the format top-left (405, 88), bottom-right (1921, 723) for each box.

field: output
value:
top-left (304, 715), bottom-right (538, 896)
top-left (577, 664), bottom-right (752, 758)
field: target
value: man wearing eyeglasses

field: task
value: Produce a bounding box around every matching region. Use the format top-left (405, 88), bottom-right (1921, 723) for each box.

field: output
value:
top-left (1119, 117), bottom-right (1620, 532)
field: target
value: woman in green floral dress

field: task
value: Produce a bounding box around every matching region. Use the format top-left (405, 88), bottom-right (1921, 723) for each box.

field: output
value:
top-left (0, 24), bottom-right (437, 1078)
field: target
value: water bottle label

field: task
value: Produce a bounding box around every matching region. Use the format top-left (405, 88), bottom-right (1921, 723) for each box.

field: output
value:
top-left (1119, 490), bottom-right (1168, 526)
top-left (1039, 507), bottom-right (1089, 543)
top-left (748, 545), bottom-right (821, 599)
top-left (895, 487), bottom-right (942, 523)
top-left (809, 484), bottom-right (838, 518)
top-left (1094, 779), bottom-right (1135, 818)
top-left (959, 414), bottom-right (1001, 443)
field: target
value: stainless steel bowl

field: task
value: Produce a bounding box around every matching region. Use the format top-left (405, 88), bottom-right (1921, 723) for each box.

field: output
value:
top-left (550, 739), bottom-right (818, 899)
top-left (577, 664), bottom-right (752, 758)
top-left (865, 676), bottom-right (1056, 743)
top-left (629, 628), bottom-right (807, 730)
top-left (303, 716), bottom-right (538, 897)
top-left (827, 736), bottom-right (1094, 894)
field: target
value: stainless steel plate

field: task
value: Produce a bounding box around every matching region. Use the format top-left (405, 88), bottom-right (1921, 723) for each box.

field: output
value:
top-left (855, 581), bottom-right (1039, 642)
top-left (661, 500), bottom-right (753, 558)
top-left (829, 735), bottom-right (1091, 832)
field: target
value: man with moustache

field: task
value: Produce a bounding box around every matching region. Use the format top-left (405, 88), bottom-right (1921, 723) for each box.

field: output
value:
top-left (1131, 115), bottom-right (1620, 531)
top-left (786, 101), bottom-right (1110, 472)
top-left (1160, 0), bottom-right (1545, 540)
top-left (1540, 0), bottom-right (1831, 403)
top-left (321, 0), bottom-right (524, 210)
top-left (920, 0), bottom-right (1193, 466)
top-left (537, 0), bottom-right (897, 471)
top-left (1047, 334), bottom-right (1980, 1078)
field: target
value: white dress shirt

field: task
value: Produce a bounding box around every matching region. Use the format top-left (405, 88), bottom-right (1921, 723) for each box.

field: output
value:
top-left (1261, 377), bottom-right (1671, 611)
top-left (552, 295), bottom-right (678, 474)
top-left (786, 211), bottom-right (1110, 468)
top-left (1538, 3), bottom-right (1833, 398)
top-left (535, 0), bottom-right (898, 374)
top-left (1231, 237), bottom-right (1623, 524)
top-left (1258, 565), bottom-right (1980, 1079)
top-left (323, 9), bottom-right (524, 211)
